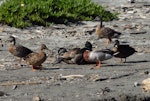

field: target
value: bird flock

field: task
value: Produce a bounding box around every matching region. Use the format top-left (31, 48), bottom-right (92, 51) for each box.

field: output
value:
top-left (3, 18), bottom-right (137, 71)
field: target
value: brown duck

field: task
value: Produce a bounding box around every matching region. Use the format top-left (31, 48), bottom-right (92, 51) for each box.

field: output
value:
top-left (23, 44), bottom-right (49, 71)
top-left (95, 17), bottom-right (121, 44)
top-left (53, 41), bottom-right (93, 65)
top-left (113, 40), bottom-right (137, 63)
top-left (7, 36), bottom-right (33, 64)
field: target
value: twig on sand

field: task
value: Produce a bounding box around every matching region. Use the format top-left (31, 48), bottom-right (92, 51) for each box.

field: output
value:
top-left (0, 81), bottom-right (41, 86)
top-left (60, 75), bottom-right (84, 80)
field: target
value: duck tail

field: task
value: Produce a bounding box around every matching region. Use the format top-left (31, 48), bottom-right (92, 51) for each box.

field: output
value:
top-left (113, 31), bottom-right (121, 38)
top-left (116, 31), bottom-right (121, 35)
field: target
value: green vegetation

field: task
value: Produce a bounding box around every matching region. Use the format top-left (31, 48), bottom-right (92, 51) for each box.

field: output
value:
top-left (0, 0), bottom-right (118, 28)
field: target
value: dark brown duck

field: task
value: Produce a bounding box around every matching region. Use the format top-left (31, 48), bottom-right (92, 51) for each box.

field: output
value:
top-left (113, 40), bottom-right (137, 63)
top-left (7, 36), bottom-right (33, 64)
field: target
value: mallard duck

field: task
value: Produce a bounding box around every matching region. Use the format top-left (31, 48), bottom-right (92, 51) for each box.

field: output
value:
top-left (7, 36), bottom-right (33, 64)
top-left (53, 41), bottom-right (93, 65)
top-left (113, 40), bottom-right (137, 63)
top-left (95, 17), bottom-right (121, 44)
top-left (83, 49), bottom-right (114, 68)
top-left (23, 44), bottom-right (49, 71)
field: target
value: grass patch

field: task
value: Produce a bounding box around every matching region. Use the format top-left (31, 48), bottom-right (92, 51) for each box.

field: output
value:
top-left (0, 0), bottom-right (118, 28)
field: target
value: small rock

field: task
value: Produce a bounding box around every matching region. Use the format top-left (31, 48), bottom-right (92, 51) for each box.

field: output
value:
top-left (127, 0), bottom-right (135, 3)
top-left (127, 10), bottom-right (137, 14)
top-left (134, 82), bottom-right (141, 87)
top-left (144, 71), bottom-right (149, 75)
top-left (33, 96), bottom-right (41, 101)
top-left (142, 78), bottom-right (150, 92)
top-left (12, 85), bottom-right (17, 90)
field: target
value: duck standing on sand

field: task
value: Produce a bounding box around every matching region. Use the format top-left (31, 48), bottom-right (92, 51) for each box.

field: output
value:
top-left (23, 44), bottom-right (49, 71)
top-left (113, 40), bottom-right (137, 63)
top-left (7, 36), bottom-right (33, 64)
top-left (83, 49), bottom-right (114, 68)
top-left (53, 41), bottom-right (93, 65)
top-left (95, 17), bottom-right (121, 44)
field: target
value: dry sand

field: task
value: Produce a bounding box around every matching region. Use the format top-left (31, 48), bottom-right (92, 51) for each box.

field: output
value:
top-left (0, 0), bottom-right (150, 101)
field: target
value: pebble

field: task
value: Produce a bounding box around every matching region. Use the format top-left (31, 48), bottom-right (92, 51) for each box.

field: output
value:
top-left (12, 85), bottom-right (17, 90)
top-left (134, 82), bottom-right (141, 87)
top-left (33, 96), bottom-right (41, 101)
top-left (0, 91), bottom-right (5, 96)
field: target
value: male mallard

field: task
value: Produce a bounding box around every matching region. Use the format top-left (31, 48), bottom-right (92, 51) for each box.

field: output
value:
top-left (23, 44), bottom-right (49, 71)
top-left (53, 41), bottom-right (93, 65)
top-left (83, 49), bottom-right (114, 68)
top-left (95, 17), bottom-right (121, 44)
top-left (7, 36), bottom-right (33, 64)
top-left (113, 40), bottom-right (137, 63)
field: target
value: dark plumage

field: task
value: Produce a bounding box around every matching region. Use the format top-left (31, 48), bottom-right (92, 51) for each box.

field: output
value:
top-left (113, 40), bottom-right (137, 63)
top-left (7, 36), bottom-right (33, 64)
top-left (95, 17), bottom-right (121, 44)
top-left (23, 44), bottom-right (49, 71)
top-left (53, 41), bottom-right (93, 65)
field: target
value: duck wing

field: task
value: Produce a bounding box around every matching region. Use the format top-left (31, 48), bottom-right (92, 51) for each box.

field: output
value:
top-left (118, 45), bottom-right (136, 54)
top-left (14, 44), bottom-right (33, 57)
top-left (24, 52), bottom-right (47, 66)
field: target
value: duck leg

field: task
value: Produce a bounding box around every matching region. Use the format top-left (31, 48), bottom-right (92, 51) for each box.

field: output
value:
top-left (120, 58), bottom-right (123, 63)
top-left (32, 66), bottom-right (36, 71)
top-left (18, 58), bottom-right (22, 64)
top-left (96, 60), bottom-right (102, 68)
top-left (32, 66), bottom-right (42, 71)
top-left (124, 58), bottom-right (127, 63)
top-left (107, 38), bottom-right (112, 45)
top-left (38, 65), bottom-right (42, 70)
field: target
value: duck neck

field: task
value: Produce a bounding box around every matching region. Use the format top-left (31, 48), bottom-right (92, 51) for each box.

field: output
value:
top-left (100, 20), bottom-right (103, 28)
top-left (12, 40), bottom-right (16, 45)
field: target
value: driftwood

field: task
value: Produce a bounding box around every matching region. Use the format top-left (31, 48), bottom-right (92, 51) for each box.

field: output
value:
top-left (0, 81), bottom-right (41, 86)
top-left (60, 75), bottom-right (84, 80)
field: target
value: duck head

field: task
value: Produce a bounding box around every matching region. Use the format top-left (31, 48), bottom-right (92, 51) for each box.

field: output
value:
top-left (57, 48), bottom-right (67, 55)
top-left (85, 41), bottom-right (92, 51)
top-left (41, 44), bottom-right (49, 51)
top-left (7, 36), bottom-right (16, 45)
top-left (114, 40), bottom-right (120, 47)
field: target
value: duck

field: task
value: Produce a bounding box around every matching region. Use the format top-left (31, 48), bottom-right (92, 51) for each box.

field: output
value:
top-left (95, 17), bottom-right (121, 44)
top-left (23, 44), bottom-right (49, 71)
top-left (113, 40), bottom-right (137, 63)
top-left (7, 36), bottom-right (33, 64)
top-left (83, 49), bottom-right (114, 68)
top-left (53, 41), bottom-right (93, 65)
